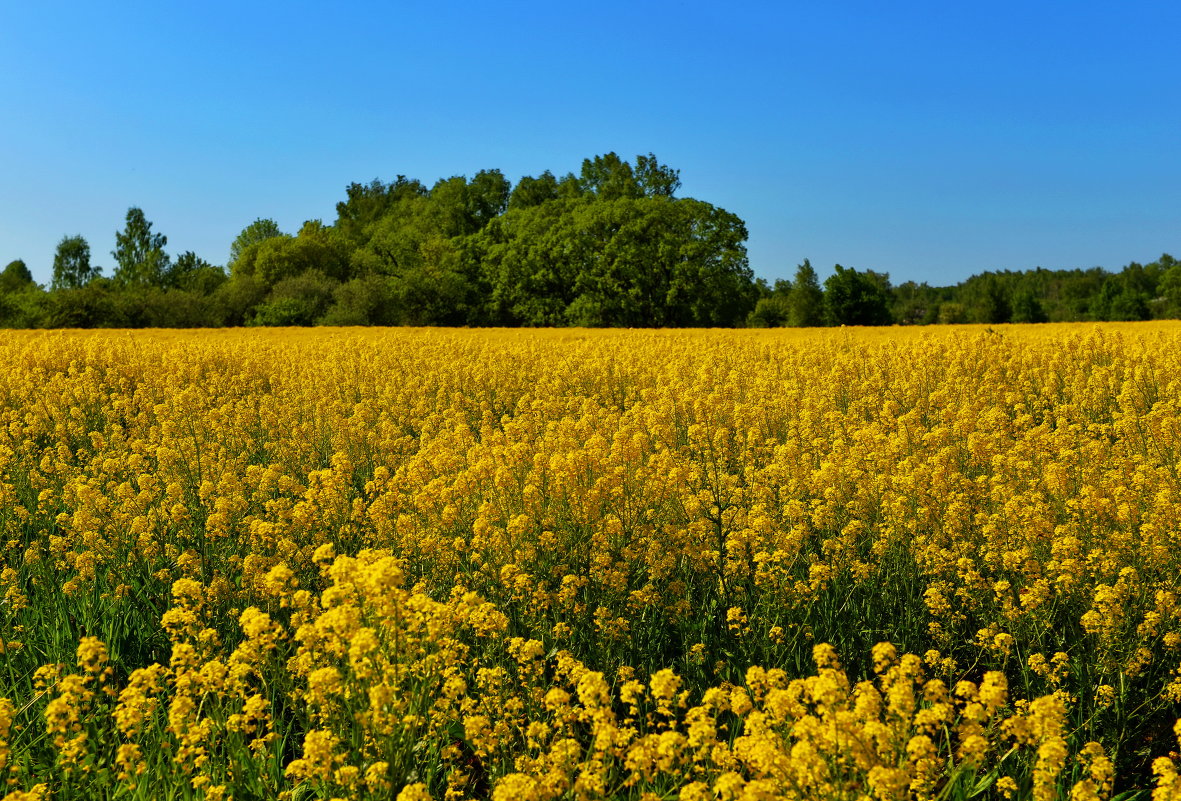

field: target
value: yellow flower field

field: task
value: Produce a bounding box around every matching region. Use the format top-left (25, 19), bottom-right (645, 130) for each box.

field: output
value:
top-left (2, 324), bottom-right (1181, 800)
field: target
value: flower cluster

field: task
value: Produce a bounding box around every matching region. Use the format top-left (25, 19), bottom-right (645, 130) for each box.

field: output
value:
top-left (0, 324), bottom-right (1179, 798)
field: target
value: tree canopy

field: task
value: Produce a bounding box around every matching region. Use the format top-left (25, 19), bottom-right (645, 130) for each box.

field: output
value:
top-left (51, 235), bottom-right (97, 290)
top-left (3, 153), bottom-right (1175, 329)
top-left (1, 259), bottom-right (35, 293)
top-left (112, 207), bottom-right (170, 287)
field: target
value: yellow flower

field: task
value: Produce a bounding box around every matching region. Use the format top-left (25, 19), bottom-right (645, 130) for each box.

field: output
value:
top-left (116, 742), bottom-right (145, 780)
top-left (650, 669), bottom-right (682, 703)
top-left (397, 782), bottom-right (434, 801)
top-left (979, 671), bottom-right (1007, 712)
top-left (285, 729), bottom-right (341, 783)
top-left (306, 666), bottom-right (344, 705)
top-left (365, 762), bottom-right (391, 792)
top-left (872, 642), bottom-right (898, 674)
top-left (996, 776), bottom-right (1019, 799)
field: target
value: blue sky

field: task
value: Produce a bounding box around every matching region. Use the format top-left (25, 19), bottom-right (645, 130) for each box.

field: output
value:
top-left (1, 0), bottom-right (1178, 287)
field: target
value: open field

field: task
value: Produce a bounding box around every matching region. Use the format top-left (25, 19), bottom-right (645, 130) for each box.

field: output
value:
top-left (2, 324), bottom-right (1181, 800)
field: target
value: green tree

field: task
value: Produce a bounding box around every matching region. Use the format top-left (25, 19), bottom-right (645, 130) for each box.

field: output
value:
top-left (472, 199), bottom-right (576, 325)
top-left (465, 169), bottom-right (512, 229)
top-left (474, 195), bottom-right (754, 327)
top-left (45, 278), bottom-right (125, 327)
top-left (509, 171), bottom-right (560, 209)
top-left (320, 275), bottom-right (397, 326)
top-left (228, 218), bottom-right (284, 268)
top-left (556, 172), bottom-right (584, 200)
top-left (231, 234), bottom-right (291, 279)
top-left (235, 222), bottom-right (348, 288)
top-left (1094, 275), bottom-right (1149, 321)
top-left (0, 284), bottom-right (47, 328)
top-left (426, 171), bottom-right (512, 237)
top-left (167, 251), bottom-right (227, 294)
top-left (52, 235), bottom-right (98, 290)
top-left (112, 207), bottom-right (170, 287)
top-left (347, 186), bottom-right (484, 324)
top-left (747, 279), bottom-right (792, 327)
top-left (579, 152), bottom-right (641, 199)
top-left (250, 270), bottom-right (339, 326)
top-left (1051, 267), bottom-right (1108, 320)
top-left (748, 298), bottom-right (788, 327)
top-left (334, 176), bottom-right (428, 247)
top-left (210, 275), bottom-right (267, 327)
top-left (1010, 288), bottom-right (1049, 323)
top-left (965, 273), bottom-right (1012, 323)
top-left (390, 239), bottom-right (473, 326)
top-left (937, 302), bottom-right (970, 324)
top-left (634, 153), bottom-right (681, 197)
top-left (823, 264), bottom-right (893, 326)
top-left (1157, 261), bottom-right (1181, 318)
top-left (115, 286), bottom-right (219, 328)
top-left (891, 280), bottom-right (942, 325)
top-left (656, 198), bottom-right (755, 325)
top-left (787, 260), bottom-right (825, 327)
top-left (0, 260), bottom-right (46, 328)
top-left (577, 152), bottom-right (682, 201)
top-left (0, 259), bottom-right (34, 293)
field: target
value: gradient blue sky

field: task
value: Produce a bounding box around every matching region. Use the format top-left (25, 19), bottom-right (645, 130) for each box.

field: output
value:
top-left (2, 1), bottom-right (1178, 287)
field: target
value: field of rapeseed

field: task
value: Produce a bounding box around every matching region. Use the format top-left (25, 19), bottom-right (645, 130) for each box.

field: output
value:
top-left (2, 324), bottom-right (1181, 801)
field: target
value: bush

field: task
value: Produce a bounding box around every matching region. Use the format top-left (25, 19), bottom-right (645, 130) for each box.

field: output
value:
top-left (319, 274), bottom-right (397, 326)
top-left (250, 270), bottom-right (339, 326)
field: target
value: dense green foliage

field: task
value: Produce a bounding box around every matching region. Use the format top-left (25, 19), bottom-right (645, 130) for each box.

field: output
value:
top-left (880, 257), bottom-right (1181, 326)
top-left (1, 152), bottom-right (1175, 328)
top-left (50, 236), bottom-right (96, 291)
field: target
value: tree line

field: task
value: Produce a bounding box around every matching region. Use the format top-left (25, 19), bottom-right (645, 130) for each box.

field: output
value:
top-left (747, 254), bottom-right (1181, 328)
top-left (0, 154), bottom-right (754, 329)
top-left (0, 152), bottom-right (1175, 328)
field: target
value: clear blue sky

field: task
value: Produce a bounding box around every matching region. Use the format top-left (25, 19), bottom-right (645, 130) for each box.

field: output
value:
top-left (2, 1), bottom-right (1178, 287)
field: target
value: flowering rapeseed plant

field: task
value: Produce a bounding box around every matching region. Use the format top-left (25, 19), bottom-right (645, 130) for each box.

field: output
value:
top-left (0, 324), bottom-right (1180, 798)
